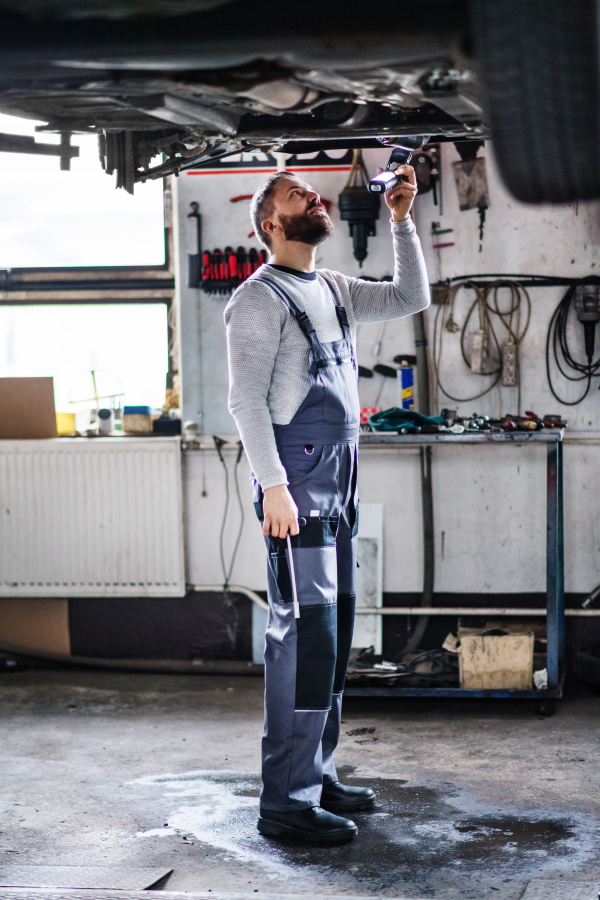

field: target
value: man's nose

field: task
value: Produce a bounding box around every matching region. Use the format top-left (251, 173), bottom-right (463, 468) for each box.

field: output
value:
top-left (308, 191), bottom-right (320, 205)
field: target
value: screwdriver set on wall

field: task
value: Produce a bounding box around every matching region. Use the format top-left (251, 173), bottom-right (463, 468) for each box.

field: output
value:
top-left (201, 246), bottom-right (267, 294)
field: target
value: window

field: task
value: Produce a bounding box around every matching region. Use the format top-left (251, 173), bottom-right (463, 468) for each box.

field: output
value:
top-left (0, 303), bottom-right (169, 414)
top-left (0, 113), bottom-right (166, 269)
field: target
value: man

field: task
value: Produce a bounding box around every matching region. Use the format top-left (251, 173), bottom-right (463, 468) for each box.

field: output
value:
top-left (224, 161), bottom-right (429, 842)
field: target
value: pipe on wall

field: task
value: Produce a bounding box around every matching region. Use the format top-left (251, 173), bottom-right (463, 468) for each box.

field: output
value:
top-left (0, 639), bottom-right (263, 675)
top-left (188, 584), bottom-right (268, 610)
top-left (403, 307), bottom-right (435, 652)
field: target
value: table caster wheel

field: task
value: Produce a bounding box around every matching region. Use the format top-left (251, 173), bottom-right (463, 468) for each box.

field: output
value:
top-left (537, 700), bottom-right (556, 717)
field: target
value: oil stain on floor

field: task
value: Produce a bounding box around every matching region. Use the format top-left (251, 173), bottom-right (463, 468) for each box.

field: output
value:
top-left (130, 767), bottom-right (599, 893)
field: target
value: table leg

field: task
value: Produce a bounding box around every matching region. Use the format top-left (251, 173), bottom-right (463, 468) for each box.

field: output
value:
top-left (546, 441), bottom-right (565, 689)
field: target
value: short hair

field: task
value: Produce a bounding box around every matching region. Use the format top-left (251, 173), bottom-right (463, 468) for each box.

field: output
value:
top-left (250, 171), bottom-right (297, 249)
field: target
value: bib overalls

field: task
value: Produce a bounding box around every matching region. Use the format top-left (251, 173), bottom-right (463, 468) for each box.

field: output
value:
top-left (252, 274), bottom-right (360, 813)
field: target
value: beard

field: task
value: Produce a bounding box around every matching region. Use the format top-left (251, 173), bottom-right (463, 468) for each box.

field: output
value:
top-left (279, 207), bottom-right (334, 245)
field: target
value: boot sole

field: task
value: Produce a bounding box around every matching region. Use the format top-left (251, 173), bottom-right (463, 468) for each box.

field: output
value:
top-left (257, 816), bottom-right (357, 843)
top-left (320, 797), bottom-right (376, 812)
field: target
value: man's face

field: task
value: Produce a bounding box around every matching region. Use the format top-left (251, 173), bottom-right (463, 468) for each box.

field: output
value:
top-left (269, 177), bottom-right (334, 245)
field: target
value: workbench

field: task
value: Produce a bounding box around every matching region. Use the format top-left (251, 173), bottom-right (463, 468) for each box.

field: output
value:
top-left (345, 429), bottom-right (565, 713)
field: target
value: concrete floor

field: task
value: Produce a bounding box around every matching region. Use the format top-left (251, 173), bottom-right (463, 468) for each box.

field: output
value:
top-left (1, 669), bottom-right (600, 900)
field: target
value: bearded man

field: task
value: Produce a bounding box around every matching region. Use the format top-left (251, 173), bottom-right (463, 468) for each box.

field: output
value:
top-left (224, 164), bottom-right (429, 842)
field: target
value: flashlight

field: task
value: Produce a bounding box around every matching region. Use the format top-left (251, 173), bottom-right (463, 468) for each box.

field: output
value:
top-left (368, 147), bottom-right (414, 194)
top-left (368, 136), bottom-right (430, 194)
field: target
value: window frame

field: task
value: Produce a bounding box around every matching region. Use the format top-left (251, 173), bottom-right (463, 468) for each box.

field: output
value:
top-left (0, 294), bottom-right (177, 391)
top-left (0, 180), bottom-right (172, 277)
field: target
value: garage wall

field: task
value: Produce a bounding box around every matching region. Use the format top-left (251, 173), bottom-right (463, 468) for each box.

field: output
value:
top-left (176, 144), bottom-right (600, 598)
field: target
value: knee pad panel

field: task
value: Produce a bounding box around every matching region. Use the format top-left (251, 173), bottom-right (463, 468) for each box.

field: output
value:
top-left (295, 604), bottom-right (337, 710)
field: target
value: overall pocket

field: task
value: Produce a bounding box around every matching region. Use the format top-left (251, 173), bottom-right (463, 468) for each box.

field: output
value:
top-left (279, 443), bottom-right (325, 486)
top-left (321, 360), bottom-right (360, 426)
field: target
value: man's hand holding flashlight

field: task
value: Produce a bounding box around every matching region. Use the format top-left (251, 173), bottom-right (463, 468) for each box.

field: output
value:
top-left (378, 164), bottom-right (418, 222)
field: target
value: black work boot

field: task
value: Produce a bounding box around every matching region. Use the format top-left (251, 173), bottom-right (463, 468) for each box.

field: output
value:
top-left (320, 781), bottom-right (376, 812)
top-left (257, 806), bottom-right (357, 842)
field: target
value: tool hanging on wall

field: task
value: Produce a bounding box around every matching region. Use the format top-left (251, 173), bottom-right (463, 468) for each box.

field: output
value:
top-left (412, 144), bottom-right (441, 207)
top-left (202, 245), bottom-right (267, 294)
top-left (546, 277), bottom-right (600, 404)
top-left (338, 149), bottom-right (381, 266)
top-left (431, 223), bottom-right (454, 250)
top-left (187, 202), bottom-right (202, 287)
top-left (431, 221), bottom-right (455, 282)
top-left (373, 362), bottom-right (397, 405)
top-left (432, 280), bottom-right (531, 415)
top-left (452, 141), bottom-right (489, 252)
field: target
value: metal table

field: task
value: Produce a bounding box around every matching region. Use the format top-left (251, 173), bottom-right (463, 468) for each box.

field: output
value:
top-left (345, 429), bottom-right (565, 711)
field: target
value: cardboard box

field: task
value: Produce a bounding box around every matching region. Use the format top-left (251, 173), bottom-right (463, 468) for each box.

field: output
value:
top-left (0, 377), bottom-right (57, 439)
top-left (122, 413), bottom-right (153, 433)
top-left (0, 598), bottom-right (70, 654)
top-left (459, 632), bottom-right (534, 690)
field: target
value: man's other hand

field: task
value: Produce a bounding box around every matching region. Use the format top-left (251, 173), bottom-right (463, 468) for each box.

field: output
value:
top-left (378, 164), bottom-right (418, 222)
top-left (262, 484), bottom-right (300, 538)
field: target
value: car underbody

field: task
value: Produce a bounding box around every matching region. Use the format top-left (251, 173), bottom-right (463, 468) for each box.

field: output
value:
top-left (0, 0), bottom-right (488, 191)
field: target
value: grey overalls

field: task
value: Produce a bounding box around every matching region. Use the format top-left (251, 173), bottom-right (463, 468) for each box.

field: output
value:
top-left (252, 273), bottom-right (360, 813)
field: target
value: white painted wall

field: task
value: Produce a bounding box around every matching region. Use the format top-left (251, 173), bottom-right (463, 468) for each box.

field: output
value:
top-left (176, 145), bottom-right (600, 599)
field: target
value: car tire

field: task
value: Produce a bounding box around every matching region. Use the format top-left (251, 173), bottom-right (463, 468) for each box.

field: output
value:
top-left (472, 0), bottom-right (600, 203)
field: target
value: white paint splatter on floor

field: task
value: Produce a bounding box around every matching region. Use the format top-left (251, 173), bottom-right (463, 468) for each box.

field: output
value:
top-left (129, 770), bottom-right (293, 880)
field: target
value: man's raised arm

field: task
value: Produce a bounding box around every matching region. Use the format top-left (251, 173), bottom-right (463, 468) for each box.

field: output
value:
top-left (346, 163), bottom-right (430, 323)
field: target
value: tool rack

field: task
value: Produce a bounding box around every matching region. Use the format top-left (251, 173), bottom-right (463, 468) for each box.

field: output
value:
top-left (346, 429), bottom-right (565, 713)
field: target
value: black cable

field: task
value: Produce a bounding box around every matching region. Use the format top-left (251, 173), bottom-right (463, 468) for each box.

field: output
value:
top-left (213, 436), bottom-right (246, 592)
top-left (545, 277), bottom-right (600, 405)
top-left (447, 273), bottom-right (578, 284)
top-left (213, 436), bottom-right (231, 589)
top-left (229, 441), bottom-right (246, 586)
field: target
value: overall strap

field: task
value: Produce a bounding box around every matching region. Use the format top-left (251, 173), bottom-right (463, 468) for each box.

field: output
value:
top-left (318, 274), bottom-right (352, 342)
top-left (254, 276), bottom-right (316, 341)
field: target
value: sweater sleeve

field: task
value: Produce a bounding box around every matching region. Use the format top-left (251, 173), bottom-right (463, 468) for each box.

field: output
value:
top-left (224, 282), bottom-right (289, 490)
top-left (346, 217), bottom-right (430, 323)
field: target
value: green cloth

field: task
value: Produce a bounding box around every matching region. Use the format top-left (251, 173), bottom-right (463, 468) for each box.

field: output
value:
top-left (368, 407), bottom-right (445, 432)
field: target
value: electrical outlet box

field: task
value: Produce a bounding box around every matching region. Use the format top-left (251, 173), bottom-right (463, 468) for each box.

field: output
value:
top-left (471, 329), bottom-right (490, 374)
top-left (502, 340), bottom-right (517, 386)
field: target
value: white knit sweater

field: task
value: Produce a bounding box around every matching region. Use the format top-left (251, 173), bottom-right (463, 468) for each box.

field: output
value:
top-left (224, 218), bottom-right (429, 489)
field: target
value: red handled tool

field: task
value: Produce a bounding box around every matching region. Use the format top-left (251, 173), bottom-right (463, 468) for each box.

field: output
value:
top-left (212, 248), bottom-right (223, 281)
top-left (226, 246), bottom-right (237, 280)
top-left (202, 250), bottom-right (211, 282)
top-left (237, 246), bottom-right (247, 279)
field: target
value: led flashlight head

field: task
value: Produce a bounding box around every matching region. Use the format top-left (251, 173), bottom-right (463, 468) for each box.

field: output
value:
top-left (367, 141), bottom-right (426, 194)
top-left (367, 170), bottom-right (402, 194)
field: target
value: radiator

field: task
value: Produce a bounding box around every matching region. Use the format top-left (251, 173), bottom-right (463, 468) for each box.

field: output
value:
top-left (0, 438), bottom-right (185, 597)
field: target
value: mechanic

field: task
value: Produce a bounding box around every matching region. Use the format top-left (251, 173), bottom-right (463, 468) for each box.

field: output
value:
top-left (224, 163), bottom-right (429, 842)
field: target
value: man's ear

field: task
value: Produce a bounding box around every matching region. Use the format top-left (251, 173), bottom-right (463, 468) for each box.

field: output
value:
top-left (262, 216), bottom-right (281, 239)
